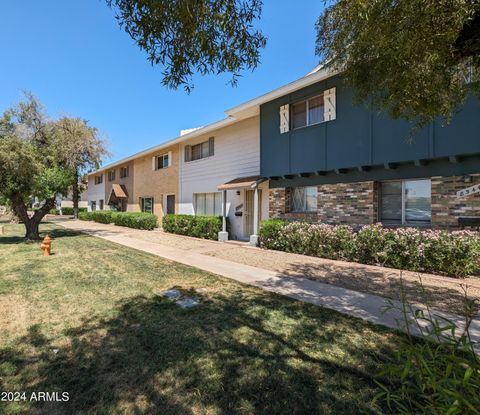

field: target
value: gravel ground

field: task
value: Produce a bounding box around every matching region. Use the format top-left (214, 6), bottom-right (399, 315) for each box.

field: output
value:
top-left (204, 246), bottom-right (480, 315)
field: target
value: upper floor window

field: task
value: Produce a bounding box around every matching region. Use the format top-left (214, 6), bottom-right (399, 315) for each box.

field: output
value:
top-left (185, 137), bottom-right (214, 162)
top-left (119, 166), bottom-right (129, 178)
top-left (290, 186), bottom-right (318, 212)
top-left (107, 170), bottom-right (115, 181)
top-left (292, 95), bottom-right (324, 129)
top-left (94, 175), bottom-right (103, 185)
top-left (380, 179), bottom-right (431, 225)
top-left (156, 153), bottom-right (170, 169)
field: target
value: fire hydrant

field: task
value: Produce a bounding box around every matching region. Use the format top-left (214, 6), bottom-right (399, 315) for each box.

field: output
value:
top-left (40, 234), bottom-right (52, 256)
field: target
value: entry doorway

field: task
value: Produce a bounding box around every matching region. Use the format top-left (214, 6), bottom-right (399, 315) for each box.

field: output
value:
top-left (165, 194), bottom-right (175, 215)
top-left (244, 189), bottom-right (262, 237)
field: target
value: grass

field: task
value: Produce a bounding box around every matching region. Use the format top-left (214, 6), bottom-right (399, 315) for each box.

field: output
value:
top-left (0, 221), bottom-right (402, 414)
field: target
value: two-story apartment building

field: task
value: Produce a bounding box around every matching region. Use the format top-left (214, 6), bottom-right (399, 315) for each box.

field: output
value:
top-left (87, 142), bottom-right (180, 219)
top-left (88, 65), bottom-right (479, 239)
top-left (228, 66), bottom-right (480, 228)
top-left (178, 115), bottom-right (269, 242)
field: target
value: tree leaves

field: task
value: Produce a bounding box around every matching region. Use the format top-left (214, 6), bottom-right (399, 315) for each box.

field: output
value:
top-left (106, 0), bottom-right (266, 92)
top-left (316, 0), bottom-right (480, 128)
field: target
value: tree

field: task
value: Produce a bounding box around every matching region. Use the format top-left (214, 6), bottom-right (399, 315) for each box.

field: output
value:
top-left (108, 0), bottom-right (480, 125)
top-left (106, 0), bottom-right (266, 92)
top-left (0, 94), bottom-right (106, 240)
top-left (54, 117), bottom-right (109, 218)
top-left (315, 0), bottom-right (480, 127)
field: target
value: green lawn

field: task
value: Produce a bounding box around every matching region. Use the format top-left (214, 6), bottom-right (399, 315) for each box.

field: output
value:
top-left (0, 222), bottom-right (401, 414)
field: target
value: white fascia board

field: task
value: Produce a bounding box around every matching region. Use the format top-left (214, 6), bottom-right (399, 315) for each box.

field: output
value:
top-left (88, 116), bottom-right (238, 176)
top-left (225, 68), bottom-right (338, 118)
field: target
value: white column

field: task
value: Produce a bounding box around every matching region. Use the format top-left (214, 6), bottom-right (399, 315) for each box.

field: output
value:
top-left (250, 185), bottom-right (260, 246)
top-left (218, 189), bottom-right (228, 242)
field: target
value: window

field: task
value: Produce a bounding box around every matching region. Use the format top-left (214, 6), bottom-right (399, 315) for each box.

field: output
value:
top-left (108, 170), bottom-right (115, 181)
top-left (156, 153), bottom-right (169, 169)
top-left (380, 179), bottom-right (431, 225)
top-left (90, 201), bottom-right (96, 211)
top-left (291, 95), bottom-right (324, 129)
top-left (290, 187), bottom-right (318, 212)
top-left (194, 192), bottom-right (222, 216)
top-left (140, 197), bottom-right (154, 214)
top-left (99, 200), bottom-right (104, 210)
top-left (120, 166), bottom-right (129, 178)
top-left (94, 175), bottom-right (103, 185)
top-left (185, 137), bottom-right (214, 162)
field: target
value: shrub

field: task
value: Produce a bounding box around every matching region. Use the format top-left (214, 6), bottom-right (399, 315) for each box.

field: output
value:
top-left (163, 214), bottom-right (223, 240)
top-left (258, 220), bottom-right (480, 277)
top-left (49, 209), bottom-right (60, 215)
top-left (112, 212), bottom-right (158, 230)
top-left (375, 286), bottom-right (480, 414)
top-left (90, 211), bottom-right (116, 224)
top-left (60, 207), bottom-right (88, 215)
top-left (258, 219), bottom-right (288, 250)
top-left (78, 211), bottom-right (93, 221)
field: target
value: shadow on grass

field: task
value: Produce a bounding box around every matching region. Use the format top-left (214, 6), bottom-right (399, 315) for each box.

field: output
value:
top-left (0, 292), bottom-right (394, 414)
top-left (0, 227), bottom-right (81, 245)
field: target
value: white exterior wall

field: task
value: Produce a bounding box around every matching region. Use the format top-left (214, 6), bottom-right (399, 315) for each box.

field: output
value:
top-left (87, 174), bottom-right (106, 211)
top-left (179, 115), bottom-right (269, 240)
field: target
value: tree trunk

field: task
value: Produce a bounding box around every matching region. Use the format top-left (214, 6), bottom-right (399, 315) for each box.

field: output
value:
top-left (73, 170), bottom-right (79, 219)
top-left (12, 197), bottom-right (56, 240)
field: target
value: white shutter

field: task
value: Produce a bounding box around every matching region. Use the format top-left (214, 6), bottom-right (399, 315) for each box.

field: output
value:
top-left (167, 151), bottom-right (172, 167)
top-left (279, 104), bottom-right (289, 134)
top-left (324, 87), bottom-right (336, 121)
top-left (152, 156), bottom-right (156, 170)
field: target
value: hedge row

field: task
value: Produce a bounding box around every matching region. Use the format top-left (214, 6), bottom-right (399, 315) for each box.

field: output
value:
top-left (162, 214), bottom-right (223, 240)
top-left (78, 211), bottom-right (158, 230)
top-left (49, 207), bottom-right (88, 215)
top-left (258, 220), bottom-right (480, 278)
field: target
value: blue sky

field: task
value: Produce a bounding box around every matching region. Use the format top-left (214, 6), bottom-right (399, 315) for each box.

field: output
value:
top-left (0, 0), bottom-right (324, 164)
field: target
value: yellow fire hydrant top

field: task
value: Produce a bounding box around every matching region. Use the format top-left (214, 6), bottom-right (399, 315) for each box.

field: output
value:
top-left (40, 234), bottom-right (52, 257)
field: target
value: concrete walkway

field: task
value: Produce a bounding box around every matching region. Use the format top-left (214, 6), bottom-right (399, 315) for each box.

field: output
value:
top-left (59, 220), bottom-right (480, 346)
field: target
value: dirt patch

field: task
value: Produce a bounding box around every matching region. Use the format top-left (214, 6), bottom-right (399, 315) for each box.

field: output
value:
top-left (205, 247), bottom-right (480, 315)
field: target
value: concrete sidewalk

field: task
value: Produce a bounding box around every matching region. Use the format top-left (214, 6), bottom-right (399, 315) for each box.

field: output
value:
top-left (60, 220), bottom-right (480, 346)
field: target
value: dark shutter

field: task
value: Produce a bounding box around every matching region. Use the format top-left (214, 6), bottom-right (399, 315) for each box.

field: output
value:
top-left (184, 145), bottom-right (191, 162)
top-left (208, 137), bottom-right (214, 157)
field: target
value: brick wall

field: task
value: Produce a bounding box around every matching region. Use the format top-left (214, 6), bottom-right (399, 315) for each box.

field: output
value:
top-left (269, 175), bottom-right (480, 228)
top-left (269, 181), bottom-right (377, 225)
top-left (431, 174), bottom-right (480, 228)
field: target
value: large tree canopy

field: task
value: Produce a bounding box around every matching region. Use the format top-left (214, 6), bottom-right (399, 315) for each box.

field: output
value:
top-left (107, 0), bottom-right (266, 92)
top-left (107, 0), bottom-right (480, 125)
top-left (0, 95), bottom-right (107, 239)
top-left (316, 0), bottom-right (480, 127)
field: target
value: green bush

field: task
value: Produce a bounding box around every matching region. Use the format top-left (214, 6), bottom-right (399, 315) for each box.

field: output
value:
top-left (112, 212), bottom-right (158, 230)
top-left (49, 209), bottom-right (60, 215)
top-left (162, 214), bottom-right (223, 240)
top-left (258, 220), bottom-right (480, 277)
top-left (61, 207), bottom-right (88, 215)
top-left (91, 211), bottom-right (116, 224)
top-left (376, 294), bottom-right (480, 414)
top-left (78, 211), bottom-right (93, 221)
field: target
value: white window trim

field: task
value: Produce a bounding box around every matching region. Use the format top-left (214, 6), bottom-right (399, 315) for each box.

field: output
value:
top-left (291, 94), bottom-right (325, 130)
top-left (155, 152), bottom-right (171, 170)
top-left (140, 196), bottom-right (154, 214)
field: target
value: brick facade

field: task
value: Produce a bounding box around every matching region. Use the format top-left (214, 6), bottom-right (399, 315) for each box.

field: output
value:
top-left (431, 174), bottom-right (480, 228)
top-left (269, 181), bottom-right (377, 226)
top-left (269, 175), bottom-right (480, 228)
